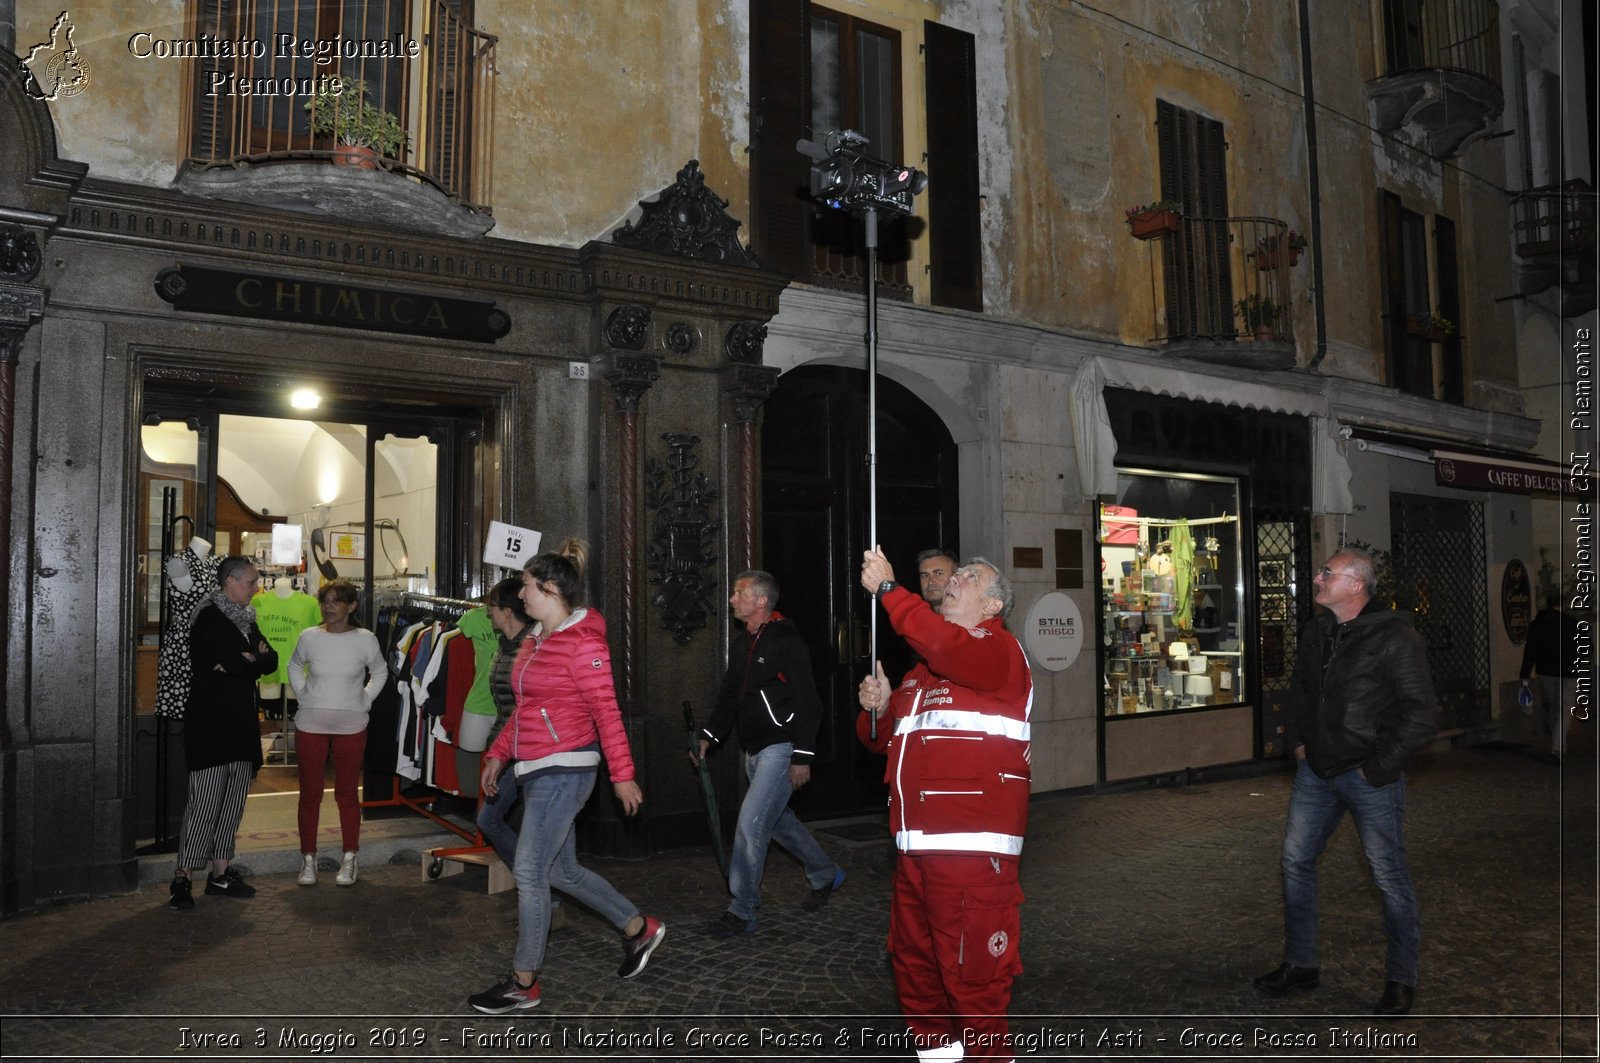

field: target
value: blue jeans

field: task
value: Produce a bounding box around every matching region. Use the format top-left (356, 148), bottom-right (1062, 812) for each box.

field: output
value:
top-left (477, 765), bottom-right (521, 869)
top-left (1280, 758), bottom-right (1420, 984)
top-left (511, 769), bottom-right (638, 972)
top-left (727, 743), bottom-right (842, 922)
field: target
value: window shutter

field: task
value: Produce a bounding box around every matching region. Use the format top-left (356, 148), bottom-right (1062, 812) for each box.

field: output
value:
top-left (187, 0), bottom-right (236, 162)
top-left (1156, 100), bottom-right (1232, 338)
top-left (1378, 189), bottom-right (1411, 392)
top-left (750, 0), bottom-right (811, 277)
top-left (1434, 214), bottom-right (1462, 404)
top-left (924, 21), bottom-right (982, 311)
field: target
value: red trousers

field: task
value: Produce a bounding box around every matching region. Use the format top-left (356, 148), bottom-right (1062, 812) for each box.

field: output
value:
top-left (889, 853), bottom-right (1024, 1062)
top-left (296, 728), bottom-right (367, 853)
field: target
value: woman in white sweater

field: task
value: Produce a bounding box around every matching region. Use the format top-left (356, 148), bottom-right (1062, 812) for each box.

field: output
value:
top-left (287, 579), bottom-right (387, 886)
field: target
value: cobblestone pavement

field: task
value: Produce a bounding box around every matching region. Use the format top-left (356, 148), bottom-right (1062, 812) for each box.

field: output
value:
top-left (0, 743), bottom-right (1594, 1062)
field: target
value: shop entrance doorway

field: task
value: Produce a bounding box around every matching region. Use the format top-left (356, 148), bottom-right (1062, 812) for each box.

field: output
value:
top-left (134, 380), bottom-right (492, 851)
top-left (760, 365), bottom-right (959, 816)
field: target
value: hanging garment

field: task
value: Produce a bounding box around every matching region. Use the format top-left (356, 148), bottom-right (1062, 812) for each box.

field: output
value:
top-left (1170, 519), bottom-right (1196, 631)
top-left (154, 548), bottom-right (221, 720)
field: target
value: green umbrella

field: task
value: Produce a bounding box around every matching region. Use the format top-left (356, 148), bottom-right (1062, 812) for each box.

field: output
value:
top-left (684, 702), bottom-right (728, 878)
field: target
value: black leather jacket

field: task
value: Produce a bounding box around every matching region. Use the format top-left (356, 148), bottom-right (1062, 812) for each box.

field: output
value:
top-left (1287, 602), bottom-right (1439, 786)
top-left (703, 615), bottom-right (823, 765)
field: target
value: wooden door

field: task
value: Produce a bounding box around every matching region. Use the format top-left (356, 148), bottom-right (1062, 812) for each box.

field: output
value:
top-left (760, 366), bottom-right (958, 815)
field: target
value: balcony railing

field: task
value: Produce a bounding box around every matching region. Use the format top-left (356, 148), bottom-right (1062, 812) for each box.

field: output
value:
top-left (1512, 180), bottom-right (1597, 258)
top-left (1381, 0), bottom-right (1500, 83)
top-left (180, 0), bottom-right (496, 213)
top-left (1150, 215), bottom-right (1295, 348)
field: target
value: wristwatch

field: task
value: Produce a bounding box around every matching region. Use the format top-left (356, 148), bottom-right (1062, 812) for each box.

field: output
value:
top-left (877, 580), bottom-right (898, 597)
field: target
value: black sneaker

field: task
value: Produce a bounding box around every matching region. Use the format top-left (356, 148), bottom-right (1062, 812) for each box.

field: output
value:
top-left (204, 867), bottom-right (256, 898)
top-left (707, 910), bottom-right (755, 937)
top-left (467, 973), bottom-right (541, 1014)
top-left (617, 916), bottom-right (666, 978)
top-left (167, 875), bottom-right (194, 911)
top-left (802, 869), bottom-right (846, 912)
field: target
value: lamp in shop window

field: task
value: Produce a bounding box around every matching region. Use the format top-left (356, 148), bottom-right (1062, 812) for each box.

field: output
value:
top-left (1185, 674), bottom-right (1214, 706)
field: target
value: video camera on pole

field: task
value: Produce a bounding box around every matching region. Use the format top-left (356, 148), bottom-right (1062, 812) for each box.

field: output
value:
top-left (797, 130), bottom-right (927, 216)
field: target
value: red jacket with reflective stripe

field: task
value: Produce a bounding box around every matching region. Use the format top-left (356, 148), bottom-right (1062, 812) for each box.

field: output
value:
top-left (856, 587), bottom-right (1033, 859)
top-left (486, 608), bottom-right (635, 783)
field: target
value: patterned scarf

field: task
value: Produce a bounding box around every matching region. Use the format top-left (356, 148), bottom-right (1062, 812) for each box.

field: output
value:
top-left (195, 591), bottom-right (254, 638)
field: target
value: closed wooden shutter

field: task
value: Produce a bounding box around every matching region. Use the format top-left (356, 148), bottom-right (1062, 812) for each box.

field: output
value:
top-left (750, 0), bottom-right (811, 277)
top-left (1434, 214), bottom-right (1462, 404)
top-left (924, 21), bottom-right (982, 311)
top-left (1157, 100), bottom-right (1232, 338)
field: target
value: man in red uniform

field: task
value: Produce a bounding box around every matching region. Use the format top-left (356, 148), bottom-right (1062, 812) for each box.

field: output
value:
top-left (858, 548), bottom-right (1033, 1063)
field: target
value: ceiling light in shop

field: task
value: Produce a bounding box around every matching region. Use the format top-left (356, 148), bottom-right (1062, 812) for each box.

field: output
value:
top-left (290, 388), bottom-right (321, 410)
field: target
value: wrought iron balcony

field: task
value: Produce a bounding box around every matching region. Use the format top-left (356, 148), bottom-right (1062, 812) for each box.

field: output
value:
top-left (1144, 215), bottom-right (1297, 371)
top-left (1512, 180), bottom-right (1598, 316)
top-left (1368, 0), bottom-right (1503, 158)
top-left (177, 0), bottom-right (496, 232)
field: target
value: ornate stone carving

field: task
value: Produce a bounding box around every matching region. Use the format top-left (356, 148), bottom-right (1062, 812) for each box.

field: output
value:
top-left (0, 229), bottom-right (42, 282)
top-left (724, 320), bottom-right (767, 364)
top-left (602, 354), bottom-right (662, 414)
top-left (612, 160), bottom-right (761, 268)
top-left (604, 303), bottom-right (652, 350)
top-left (664, 321), bottom-right (696, 356)
top-left (725, 364), bottom-right (779, 424)
top-left (0, 284), bottom-right (47, 361)
top-left (645, 433), bottom-right (719, 647)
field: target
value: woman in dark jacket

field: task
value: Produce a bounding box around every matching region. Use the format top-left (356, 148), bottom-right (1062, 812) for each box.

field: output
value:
top-left (168, 555), bottom-right (278, 911)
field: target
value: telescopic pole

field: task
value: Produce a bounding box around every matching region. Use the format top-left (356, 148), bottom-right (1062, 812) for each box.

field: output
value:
top-left (864, 206), bottom-right (880, 741)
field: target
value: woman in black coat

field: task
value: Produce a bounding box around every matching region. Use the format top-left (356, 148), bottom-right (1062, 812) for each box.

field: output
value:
top-left (168, 556), bottom-right (278, 911)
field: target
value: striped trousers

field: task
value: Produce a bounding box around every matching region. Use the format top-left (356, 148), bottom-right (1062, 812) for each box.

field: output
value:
top-left (177, 761), bottom-right (252, 870)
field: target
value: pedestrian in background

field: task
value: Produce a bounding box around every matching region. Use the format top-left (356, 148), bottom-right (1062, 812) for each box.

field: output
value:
top-left (286, 578), bottom-right (386, 887)
top-left (468, 540), bottom-right (664, 1014)
top-left (1520, 593), bottom-right (1580, 763)
top-left (168, 556), bottom-right (277, 911)
top-left (915, 548), bottom-right (957, 609)
top-left (857, 548), bottom-right (1033, 1062)
top-left (1254, 548), bottom-right (1439, 1016)
top-left (695, 569), bottom-right (845, 935)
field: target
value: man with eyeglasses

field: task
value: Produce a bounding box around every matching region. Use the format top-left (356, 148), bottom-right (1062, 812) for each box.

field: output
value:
top-left (1254, 548), bottom-right (1439, 1017)
top-left (857, 548), bottom-right (1032, 1062)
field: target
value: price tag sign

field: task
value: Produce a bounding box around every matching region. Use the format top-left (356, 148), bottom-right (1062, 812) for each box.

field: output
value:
top-left (483, 520), bottom-right (542, 570)
top-left (271, 523), bottom-right (303, 566)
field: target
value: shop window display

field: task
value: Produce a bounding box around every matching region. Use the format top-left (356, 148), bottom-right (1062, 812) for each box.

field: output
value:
top-left (1099, 470), bottom-right (1246, 716)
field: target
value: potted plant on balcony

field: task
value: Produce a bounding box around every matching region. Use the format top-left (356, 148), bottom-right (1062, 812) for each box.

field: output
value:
top-left (1236, 293), bottom-right (1282, 341)
top-left (1254, 229), bottom-right (1308, 270)
top-left (1406, 310), bottom-right (1456, 342)
top-left (304, 76), bottom-right (409, 169)
top-left (1124, 199), bottom-right (1184, 240)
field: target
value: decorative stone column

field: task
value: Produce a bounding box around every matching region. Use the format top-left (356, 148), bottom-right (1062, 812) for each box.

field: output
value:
top-left (600, 350), bottom-right (661, 713)
top-left (724, 362), bottom-right (779, 573)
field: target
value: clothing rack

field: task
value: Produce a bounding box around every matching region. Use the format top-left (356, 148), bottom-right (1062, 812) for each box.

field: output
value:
top-left (360, 590), bottom-right (485, 844)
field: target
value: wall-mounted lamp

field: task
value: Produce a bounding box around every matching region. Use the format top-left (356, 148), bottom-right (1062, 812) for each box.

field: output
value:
top-left (290, 387), bottom-right (321, 410)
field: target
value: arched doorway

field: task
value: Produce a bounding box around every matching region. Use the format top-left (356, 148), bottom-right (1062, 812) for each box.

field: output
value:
top-left (760, 365), bottom-right (959, 815)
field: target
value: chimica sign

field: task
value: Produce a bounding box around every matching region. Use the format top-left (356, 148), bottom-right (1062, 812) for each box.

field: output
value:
top-left (155, 265), bottom-right (512, 343)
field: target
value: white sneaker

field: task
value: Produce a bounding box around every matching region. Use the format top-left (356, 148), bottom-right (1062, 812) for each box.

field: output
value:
top-left (336, 851), bottom-right (358, 887)
top-left (298, 854), bottom-right (317, 886)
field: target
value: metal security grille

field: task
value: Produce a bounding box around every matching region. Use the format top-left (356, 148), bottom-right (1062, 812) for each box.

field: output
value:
top-left (1255, 513), bottom-right (1306, 758)
top-left (1390, 493), bottom-right (1490, 729)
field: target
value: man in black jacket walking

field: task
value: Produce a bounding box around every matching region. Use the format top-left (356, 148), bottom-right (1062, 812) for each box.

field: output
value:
top-left (1254, 549), bottom-right (1439, 1016)
top-left (695, 570), bottom-right (845, 936)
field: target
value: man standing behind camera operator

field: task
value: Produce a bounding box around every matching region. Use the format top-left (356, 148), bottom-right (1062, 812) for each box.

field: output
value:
top-left (857, 547), bottom-right (1033, 1063)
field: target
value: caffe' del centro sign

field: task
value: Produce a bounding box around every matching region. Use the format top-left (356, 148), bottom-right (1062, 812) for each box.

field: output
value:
top-left (155, 265), bottom-right (511, 343)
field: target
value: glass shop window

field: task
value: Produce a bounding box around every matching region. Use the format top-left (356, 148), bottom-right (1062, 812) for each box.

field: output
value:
top-left (1098, 469), bottom-right (1247, 716)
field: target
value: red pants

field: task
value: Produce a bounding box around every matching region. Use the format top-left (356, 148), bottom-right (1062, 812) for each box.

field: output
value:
top-left (889, 853), bottom-right (1024, 1062)
top-left (296, 728), bottom-right (367, 853)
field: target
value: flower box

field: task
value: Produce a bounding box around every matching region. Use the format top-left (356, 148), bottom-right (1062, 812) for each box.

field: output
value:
top-left (1127, 208), bottom-right (1180, 240)
top-left (1254, 247), bottom-right (1301, 270)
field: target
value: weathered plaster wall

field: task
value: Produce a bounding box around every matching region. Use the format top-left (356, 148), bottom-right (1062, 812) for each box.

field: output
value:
top-left (16, 1), bottom-right (188, 184)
